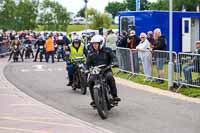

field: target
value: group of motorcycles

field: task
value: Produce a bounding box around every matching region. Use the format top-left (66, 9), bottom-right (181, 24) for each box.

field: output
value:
top-left (8, 38), bottom-right (119, 119)
top-left (68, 56), bottom-right (119, 119)
top-left (9, 40), bottom-right (66, 62)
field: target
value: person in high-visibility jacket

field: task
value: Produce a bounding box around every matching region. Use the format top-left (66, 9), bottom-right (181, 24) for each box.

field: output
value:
top-left (67, 33), bottom-right (72, 43)
top-left (66, 35), bottom-right (87, 86)
top-left (45, 34), bottom-right (55, 63)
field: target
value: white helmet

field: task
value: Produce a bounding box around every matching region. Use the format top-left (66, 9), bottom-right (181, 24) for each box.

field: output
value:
top-left (58, 36), bottom-right (63, 40)
top-left (15, 35), bottom-right (19, 39)
top-left (72, 35), bottom-right (81, 43)
top-left (90, 35), bottom-right (105, 49)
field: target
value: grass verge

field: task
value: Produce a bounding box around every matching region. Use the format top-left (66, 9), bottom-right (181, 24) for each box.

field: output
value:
top-left (35, 24), bottom-right (118, 33)
top-left (113, 68), bottom-right (200, 98)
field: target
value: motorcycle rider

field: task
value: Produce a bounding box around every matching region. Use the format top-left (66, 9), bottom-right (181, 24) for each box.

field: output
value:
top-left (56, 35), bottom-right (66, 61)
top-left (87, 35), bottom-right (121, 107)
top-left (22, 35), bottom-right (34, 59)
top-left (8, 35), bottom-right (24, 62)
top-left (66, 35), bottom-right (87, 86)
top-left (33, 36), bottom-right (46, 62)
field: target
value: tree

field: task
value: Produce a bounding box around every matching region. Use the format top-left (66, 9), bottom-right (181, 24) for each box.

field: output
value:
top-left (39, 0), bottom-right (54, 30)
top-left (141, 0), bottom-right (151, 10)
top-left (173, 0), bottom-right (200, 11)
top-left (149, 0), bottom-right (200, 11)
top-left (16, 0), bottom-right (38, 30)
top-left (77, 7), bottom-right (85, 17)
top-left (126, 0), bottom-right (136, 11)
top-left (149, 0), bottom-right (168, 10)
top-left (87, 8), bottom-right (98, 16)
top-left (125, 0), bottom-right (150, 11)
top-left (39, 0), bottom-right (70, 31)
top-left (0, 0), bottom-right (16, 30)
top-left (86, 8), bottom-right (111, 29)
top-left (105, 2), bottom-right (127, 18)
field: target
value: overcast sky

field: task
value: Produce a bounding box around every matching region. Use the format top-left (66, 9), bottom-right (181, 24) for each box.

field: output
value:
top-left (53, 0), bottom-right (157, 14)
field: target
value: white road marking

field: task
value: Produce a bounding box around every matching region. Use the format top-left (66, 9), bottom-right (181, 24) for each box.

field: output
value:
top-left (0, 117), bottom-right (82, 128)
top-left (0, 127), bottom-right (48, 133)
top-left (32, 65), bottom-right (45, 72)
top-left (21, 69), bottom-right (31, 72)
top-left (32, 65), bottom-right (45, 70)
top-left (57, 68), bottom-right (64, 71)
top-left (20, 67), bottom-right (65, 72)
top-left (47, 68), bottom-right (53, 72)
top-left (33, 69), bottom-right (45, 72)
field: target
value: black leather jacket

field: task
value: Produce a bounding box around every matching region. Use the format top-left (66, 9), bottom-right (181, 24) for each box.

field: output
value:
top-left (87, 47), bottom-right (114, 69)
top-left (153, 35), bottom-right (167, 50)
top-left (35, 39), bottom-right (45, 47)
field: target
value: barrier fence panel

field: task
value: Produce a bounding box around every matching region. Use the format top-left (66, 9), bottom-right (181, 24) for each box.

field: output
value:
top-left (151, 50), bottom-right (178, 81)
top-left (178, 52), bottom-right (200, 88)
top-left (116, 47), bottom-right (132, 73)
top-left (116, 47), bottom-right (178, 83)
top-left (0, 42), bottom-right (10, 56)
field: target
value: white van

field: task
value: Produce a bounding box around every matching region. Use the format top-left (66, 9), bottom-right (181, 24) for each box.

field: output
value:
top-left (73, 17), bottom-right (86, 25)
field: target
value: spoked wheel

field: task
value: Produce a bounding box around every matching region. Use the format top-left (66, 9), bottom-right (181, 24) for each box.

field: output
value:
top-left (72, 75), bottom-right (77, 91)
top-left (80, 84), bottom-right (87, 95)
top-left (80, 75), bottom-right (87, 95)
top-left (94, 88), bottom-right (108, 119)
top-left (57, 53), bottom-right (60, 62)
top-left (39, 53), bottom-right (42, 62)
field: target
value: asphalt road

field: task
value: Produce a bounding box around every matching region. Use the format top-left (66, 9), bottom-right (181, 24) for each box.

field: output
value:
top-left (4, 60), bottom-right (200, 133)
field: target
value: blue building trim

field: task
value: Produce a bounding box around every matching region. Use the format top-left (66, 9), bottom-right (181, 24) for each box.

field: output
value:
top-left (118, 11), bottom-right (200, 53)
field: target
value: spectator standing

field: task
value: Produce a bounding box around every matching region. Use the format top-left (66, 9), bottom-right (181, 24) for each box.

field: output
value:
top-left (117, 31), bottom-right (127, 48)
top-left (127, 30), bottom-right (140, 73)
top-left (147, 31), bottom-right (155, 49)
top-left (106, 29), bottom-right (118, 52)
top-left (136, 33), bottom-right (152, 81)
top-left (153, 28), bottom-right (167, 84)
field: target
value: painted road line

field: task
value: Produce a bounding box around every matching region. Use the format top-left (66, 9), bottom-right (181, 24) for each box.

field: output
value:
top-left (0, 116), bottom-right (62, 120)
top-left (33, 69), bottom-right (45, 72)
top-left (0, 117), bottom-right (82, 128)
top-left (32, 65), bottom-right (45, 72)
top-left (21, 69), bottom-right (31, 72)
top-left (32, 65), bottom-right (45, 70)
top-left (0, 127), bottom-right (48, 133)
top-left (10, 104), bottom-right (42, 107)
top-left (0, 94), bottom-right (18, 96)
top-left (47, 68), bottom-right (53, 72)
top-left (56, 68), bottom-right (64, 71)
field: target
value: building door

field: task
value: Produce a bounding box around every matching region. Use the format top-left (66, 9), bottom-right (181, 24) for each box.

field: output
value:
top-left (182, 18), bottom-right (191, 52)
top-left (120, 16), bottom-right (135, 35)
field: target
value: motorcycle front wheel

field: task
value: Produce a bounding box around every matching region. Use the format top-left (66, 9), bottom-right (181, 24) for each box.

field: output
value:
top-left (94, 87), bottom-right (108, 119)
top-left (80, 75), bottom-right (87, 95)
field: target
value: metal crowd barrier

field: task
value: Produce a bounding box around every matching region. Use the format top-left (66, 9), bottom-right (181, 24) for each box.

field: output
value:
top-left (0, 42), bottom-right (10, 57)
top-left (116, 47), bottom-right (178, 82)
top-left (116, 47), bottom-right (132, 74)
top-left (177, 52), bottom-right (200, 88)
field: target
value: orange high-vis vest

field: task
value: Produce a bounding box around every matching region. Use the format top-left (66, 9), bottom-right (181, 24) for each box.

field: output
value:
top-left (45, 38), bottom-right (55, 52)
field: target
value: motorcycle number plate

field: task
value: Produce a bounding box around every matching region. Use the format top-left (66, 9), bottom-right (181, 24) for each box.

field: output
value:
top-left (39, 46), bottom-right (44, 49)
